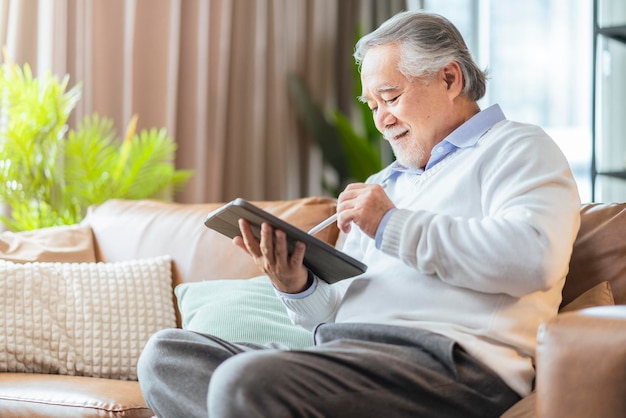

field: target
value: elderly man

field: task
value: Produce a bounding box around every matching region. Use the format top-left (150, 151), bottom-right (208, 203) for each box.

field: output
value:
top-left (138, 10), bottom-right (581, 418)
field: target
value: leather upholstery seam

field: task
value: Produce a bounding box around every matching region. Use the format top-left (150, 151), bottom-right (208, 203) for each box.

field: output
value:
top-left (0, 395), bottom-right (148, 412)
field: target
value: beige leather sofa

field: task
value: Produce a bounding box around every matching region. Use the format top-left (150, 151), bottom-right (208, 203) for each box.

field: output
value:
top-left (0, 197), bottom-right (624, 418)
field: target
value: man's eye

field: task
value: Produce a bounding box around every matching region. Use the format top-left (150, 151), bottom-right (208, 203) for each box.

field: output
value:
top-left (370, 106), bottom-right (378, 114)
top-left (385, 96), bottom-right (399, 105)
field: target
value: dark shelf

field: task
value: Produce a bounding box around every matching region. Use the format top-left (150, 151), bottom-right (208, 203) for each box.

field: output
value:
top-left (597, 25), bottom-right (626, 42)
top-left (591, 2), bottom-right (626, 201)
top-left (591, 0), bottom-right (626, 202)
top-left (596, 171), bottom-right (626, 180)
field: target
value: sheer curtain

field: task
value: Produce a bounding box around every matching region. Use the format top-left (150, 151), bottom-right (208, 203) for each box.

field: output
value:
top-left (0, 0), bottom-right (404, 204)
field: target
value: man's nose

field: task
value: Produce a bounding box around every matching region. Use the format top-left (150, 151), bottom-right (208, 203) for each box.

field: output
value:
top-left (375, 107), bottom-right (396, 130)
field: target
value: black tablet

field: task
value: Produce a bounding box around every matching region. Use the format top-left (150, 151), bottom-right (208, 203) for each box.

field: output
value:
top-left (203, 198), bottom-right (367, 283)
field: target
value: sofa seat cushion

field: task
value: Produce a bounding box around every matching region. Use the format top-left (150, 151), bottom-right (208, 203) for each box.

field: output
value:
top-left (0, 373), bottom-right (152, 418)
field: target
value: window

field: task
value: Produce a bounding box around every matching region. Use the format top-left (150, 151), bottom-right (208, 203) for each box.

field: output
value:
top-left (408, 0), bottom-right (593, 202)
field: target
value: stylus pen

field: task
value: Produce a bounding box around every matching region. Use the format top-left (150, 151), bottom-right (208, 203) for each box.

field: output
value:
top-left (307, 213), bottom-right (338, 235)
top-left (307, 182), bottom-right (388, 235)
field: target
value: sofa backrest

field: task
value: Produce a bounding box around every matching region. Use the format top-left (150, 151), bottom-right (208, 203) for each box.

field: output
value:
top-left (563, 202), bottom-right (626, 306)
top-left (82, 198), bottom-right (340, 326)
top-left (82, 198), bottom-right (626, 314)
top-left (82, 197), bottom-right (339, 286)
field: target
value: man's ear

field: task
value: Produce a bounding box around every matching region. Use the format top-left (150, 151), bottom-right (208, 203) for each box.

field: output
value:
top-left (441, 62), bottom-right (463, 97)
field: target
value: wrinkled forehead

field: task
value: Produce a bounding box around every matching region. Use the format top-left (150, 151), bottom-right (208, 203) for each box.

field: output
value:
top-left (359, 45), bottom-right (406, 101)
top-left (360, 44), bottom-right (402, 77)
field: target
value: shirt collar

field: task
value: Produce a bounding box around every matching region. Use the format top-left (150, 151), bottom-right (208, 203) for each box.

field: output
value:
top-left (446, 103), bottom-right (506, 148)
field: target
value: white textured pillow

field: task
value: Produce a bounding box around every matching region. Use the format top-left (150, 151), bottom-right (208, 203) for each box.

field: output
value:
top-left (0, 255), bottom-right (176, 380)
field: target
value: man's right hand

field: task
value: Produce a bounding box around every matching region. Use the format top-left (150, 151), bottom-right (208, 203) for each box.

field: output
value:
top-left (233, 219), bottom-right (310, 294)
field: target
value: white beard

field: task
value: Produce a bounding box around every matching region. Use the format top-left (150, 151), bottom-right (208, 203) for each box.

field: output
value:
top-left (390, 139), bottom-right (426, 170)
top-left (383, 127), bottom-right (426, 170)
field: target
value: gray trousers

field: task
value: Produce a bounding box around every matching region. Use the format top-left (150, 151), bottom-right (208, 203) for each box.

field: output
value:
top-left (137, 323), bottom-right (520, 418)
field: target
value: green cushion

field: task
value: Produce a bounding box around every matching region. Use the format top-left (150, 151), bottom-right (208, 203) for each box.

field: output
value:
top-left (175, 276), bottom-right (314, 349)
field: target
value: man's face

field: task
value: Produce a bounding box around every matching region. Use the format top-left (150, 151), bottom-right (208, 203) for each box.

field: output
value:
top-left (360, 44), bottom-right (454, 170)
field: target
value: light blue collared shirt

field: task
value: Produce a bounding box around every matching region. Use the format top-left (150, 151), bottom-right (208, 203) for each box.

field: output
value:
top-left (374, 104), bottom-right (506, 247)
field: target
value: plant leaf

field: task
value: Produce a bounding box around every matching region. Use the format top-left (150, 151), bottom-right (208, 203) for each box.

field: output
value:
top-left (332, 111), bottom-right (382, 183)
top-left (0, 59), bottom-right (193, 231)
top-left (287, 74), bottom-right (349, 181)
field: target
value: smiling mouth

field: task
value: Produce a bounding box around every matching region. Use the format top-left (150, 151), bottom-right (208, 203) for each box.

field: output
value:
top-left (392, 130), bottom-right (409, 141)
top-left (383, 128), bottom-right (409, 142)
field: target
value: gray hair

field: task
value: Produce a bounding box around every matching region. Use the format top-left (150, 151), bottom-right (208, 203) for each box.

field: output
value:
top-left (354, 11), bottom-right (487, 101)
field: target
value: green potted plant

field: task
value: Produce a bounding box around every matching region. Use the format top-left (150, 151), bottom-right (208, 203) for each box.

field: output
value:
top-left (0, 54), bottom-right (193, 231)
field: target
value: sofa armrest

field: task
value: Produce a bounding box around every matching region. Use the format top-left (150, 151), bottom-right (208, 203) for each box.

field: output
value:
top-left (535, 306), bottom-right (626, 418)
